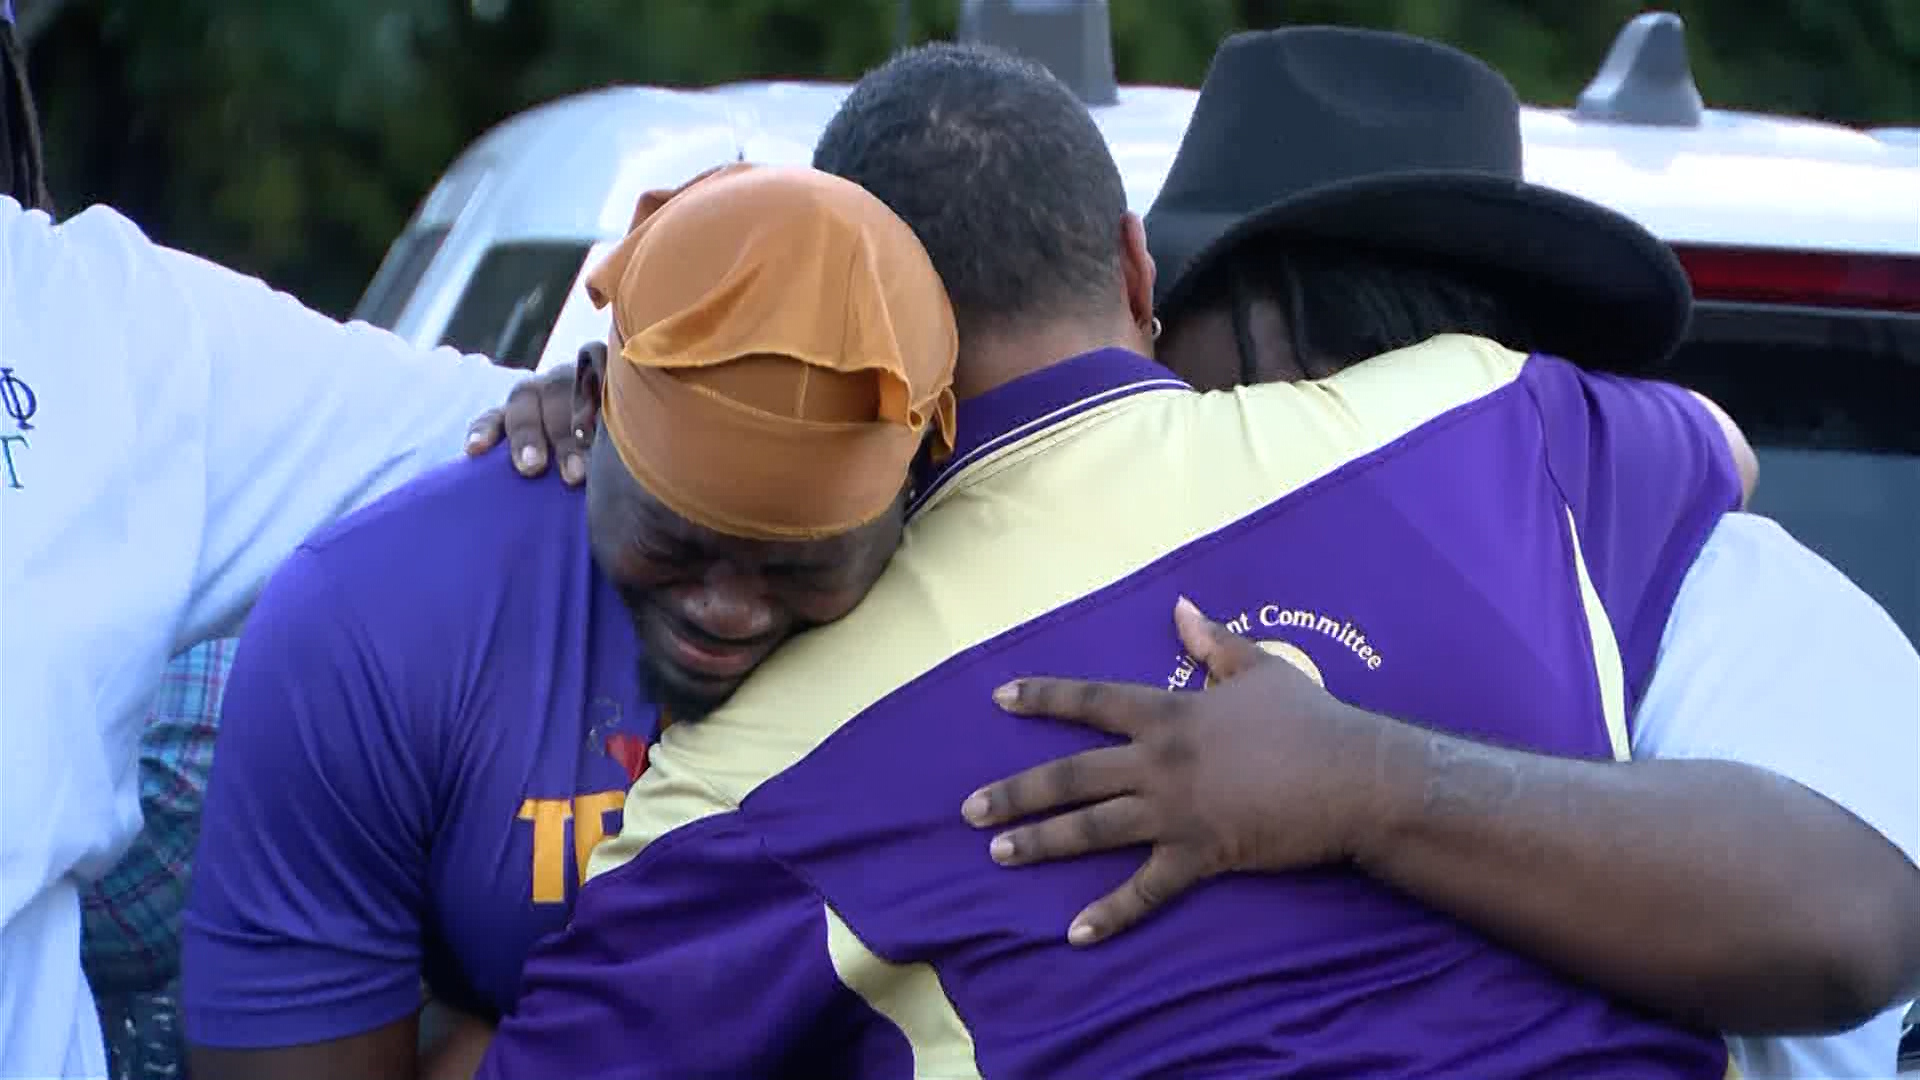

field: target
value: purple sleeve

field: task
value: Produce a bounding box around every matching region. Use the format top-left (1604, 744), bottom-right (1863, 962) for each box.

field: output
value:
top-left (1520, 357), bottom-right (1742, 708)
top-left (481, 812), bottom-right (891, 1079)
top-left (181, 546), bottom-right (433, 1048)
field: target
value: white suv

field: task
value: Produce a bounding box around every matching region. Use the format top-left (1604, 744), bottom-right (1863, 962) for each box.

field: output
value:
top-left (352, 9), bottom-right (1919, 673)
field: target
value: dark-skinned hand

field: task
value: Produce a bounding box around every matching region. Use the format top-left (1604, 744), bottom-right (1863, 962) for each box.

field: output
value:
top-left (963, 597), bottom-right (1398, 946)
top-left (464, 349), bottom-right (596, 485)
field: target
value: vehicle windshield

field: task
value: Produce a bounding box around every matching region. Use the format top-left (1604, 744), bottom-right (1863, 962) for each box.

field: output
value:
top-left (438, 241), bottom-right (595, 370)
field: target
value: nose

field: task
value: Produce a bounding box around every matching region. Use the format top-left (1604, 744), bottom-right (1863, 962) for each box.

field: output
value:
top-left (672, 570), bottom-right (777, 643)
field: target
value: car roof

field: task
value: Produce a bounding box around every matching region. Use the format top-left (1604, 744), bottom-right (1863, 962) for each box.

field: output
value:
top-left (416, 77), bottom-right (1918, 258)
top-left (387, 9), bottom-right (1918, 373)
top-left (413, 81), bottom-right (1195, 240)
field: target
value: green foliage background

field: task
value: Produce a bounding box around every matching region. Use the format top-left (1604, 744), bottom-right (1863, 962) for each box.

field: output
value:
top-left (22, 0), bottom-right (1919, 317)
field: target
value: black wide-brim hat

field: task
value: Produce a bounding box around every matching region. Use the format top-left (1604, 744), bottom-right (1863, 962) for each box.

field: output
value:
top-left (1147, 27), bottom-right (1692, 375)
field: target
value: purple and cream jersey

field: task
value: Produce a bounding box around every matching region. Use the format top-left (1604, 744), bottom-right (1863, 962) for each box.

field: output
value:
top-left (182, 449), bottom-right (661, 1048)
top-left (484, 336), bottom-right (1742, 1079)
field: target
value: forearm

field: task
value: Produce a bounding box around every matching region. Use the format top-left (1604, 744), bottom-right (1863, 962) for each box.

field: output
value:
top-left (1358, 715), bottom-right (1920, 1034)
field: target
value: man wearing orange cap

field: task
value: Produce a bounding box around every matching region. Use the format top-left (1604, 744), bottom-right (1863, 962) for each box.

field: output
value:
top-left (477, 44), bottom-right (1892, 1080)
top-left (575, 161), bottom-right (957, 720)
top-left (181, 163), bottom-right (957, 1080)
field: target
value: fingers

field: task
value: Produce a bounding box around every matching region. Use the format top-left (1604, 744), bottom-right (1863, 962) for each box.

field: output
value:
top-left (992, 677), bottom-right (1167, 738)
top-left (559, 440), bottom-right (590, 485)
top-left (985, 795), bottom-right (1154, 866)
top-left (962, 744), bottom-right (1139, 828)
top-left (1173, 596), bottom-right (1264, 682)
top-left (1067, 851), bottom-right (1197, 946)
top-left (465, 409), bottom-right (505, 456)
top-left (502, 379), bottom-right (551, 476)
top-left (539, 371), bottom-right (587, 486)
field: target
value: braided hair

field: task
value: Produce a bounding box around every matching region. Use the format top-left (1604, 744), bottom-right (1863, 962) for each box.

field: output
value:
top-left (1209, 239), bottom-right (1538, 384)
top-left (1, 19), bottom-right (52, 212)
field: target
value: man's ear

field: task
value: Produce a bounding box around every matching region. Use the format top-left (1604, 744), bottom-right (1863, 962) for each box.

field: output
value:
top-left (573, 342), bottom-right (607, 436)
top-left (1119, 212), bottom-right (1156, 332)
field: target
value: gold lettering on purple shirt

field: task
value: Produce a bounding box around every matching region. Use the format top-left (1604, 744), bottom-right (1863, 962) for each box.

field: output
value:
top-left (1169, 604), bottom-right (1383, 690)
top-left (517, 791), bottom-right (632, 905)
top-left (517, 798), bottom-right (573, 904)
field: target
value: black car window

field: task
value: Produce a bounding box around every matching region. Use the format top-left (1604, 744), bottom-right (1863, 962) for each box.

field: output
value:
top-left (438, 242), bottom-right (593, 371)
top-left (1662, 296), bottom-right (1918, 647)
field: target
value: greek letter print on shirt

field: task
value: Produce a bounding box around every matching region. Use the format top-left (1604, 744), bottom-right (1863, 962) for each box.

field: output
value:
top-left (0, 365), bottom-right (37, 489)
top-left (2, 197), bottom-right (520, 1079)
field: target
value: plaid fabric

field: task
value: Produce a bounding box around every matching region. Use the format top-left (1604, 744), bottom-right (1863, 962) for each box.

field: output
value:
top-left (81, 639), bottom-right (237, 994)
top-left (96, 981), bottom-right (186, 1080)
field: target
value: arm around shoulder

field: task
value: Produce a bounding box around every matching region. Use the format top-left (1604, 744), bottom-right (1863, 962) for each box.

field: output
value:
top-left (173, 242), bottom-right (523, 644)
top-left (1632, 512), bottom-right (1920, 1018)
top-left (1528, 362), bottom-right (1748, 704)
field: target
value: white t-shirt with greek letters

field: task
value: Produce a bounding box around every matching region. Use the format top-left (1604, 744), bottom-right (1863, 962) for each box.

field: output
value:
top-left (0, 197), bottom-right (521, 1078)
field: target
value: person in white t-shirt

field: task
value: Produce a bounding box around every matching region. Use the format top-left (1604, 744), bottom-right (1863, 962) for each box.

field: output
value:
top-left (0, 203), bottom-right (541, 1077)
top-left (0, 13), bottom-right (577, 1074)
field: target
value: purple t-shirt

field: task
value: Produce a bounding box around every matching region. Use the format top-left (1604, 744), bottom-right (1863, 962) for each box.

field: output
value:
top-left (481, 341), bottom-right (1740, 1079)
top-left (182, 450), bottom-right (660, 1048)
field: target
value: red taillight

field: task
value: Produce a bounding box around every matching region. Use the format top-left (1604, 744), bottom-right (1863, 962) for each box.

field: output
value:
top-left (1672, 246), bottom-right (1920, 314)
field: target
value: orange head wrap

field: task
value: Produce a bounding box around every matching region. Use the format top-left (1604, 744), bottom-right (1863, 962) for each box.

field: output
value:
top-left (583, 162), bottom-right (958, 542)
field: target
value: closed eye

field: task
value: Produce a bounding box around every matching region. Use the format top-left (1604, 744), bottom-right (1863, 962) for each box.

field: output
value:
top-left (635, 543), bottom-right (694, 567)
top-left (764, 563), bottom-right (856, 592)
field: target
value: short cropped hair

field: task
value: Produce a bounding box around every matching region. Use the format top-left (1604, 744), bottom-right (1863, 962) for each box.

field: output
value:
top-left (813, 43), bottom-right (1128, 337)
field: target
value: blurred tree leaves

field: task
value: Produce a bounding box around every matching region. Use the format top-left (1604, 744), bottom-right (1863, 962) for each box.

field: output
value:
top-left (23, 0), bottom-right (1918, 317)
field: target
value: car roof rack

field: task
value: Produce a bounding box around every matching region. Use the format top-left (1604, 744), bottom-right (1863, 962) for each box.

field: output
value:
top-left (957, 0), bottom-right (1118, 107)
top-left (1573, 11), bottom-right (1705, 128)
